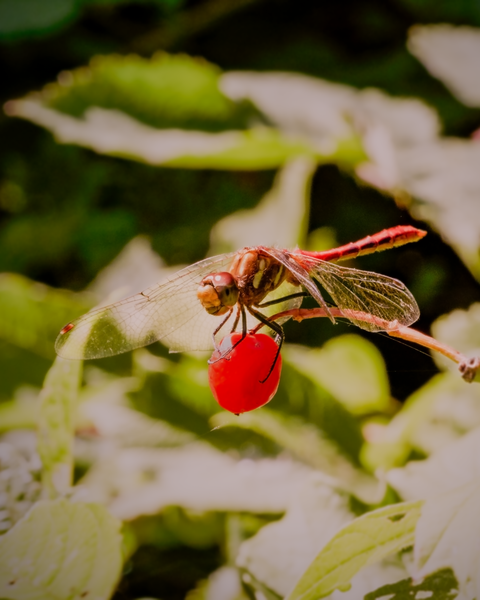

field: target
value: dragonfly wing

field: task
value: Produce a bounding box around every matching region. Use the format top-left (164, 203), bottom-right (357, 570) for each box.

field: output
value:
top-left (300, 256), bottom-right (420, 332)
top-left (260, 247), bottom-right (331, 313)
top-left (55, 253), bottom-right (236, 359)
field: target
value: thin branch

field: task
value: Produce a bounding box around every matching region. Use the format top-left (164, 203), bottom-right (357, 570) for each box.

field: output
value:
top-left (252, 307), bottom-right (480, 383)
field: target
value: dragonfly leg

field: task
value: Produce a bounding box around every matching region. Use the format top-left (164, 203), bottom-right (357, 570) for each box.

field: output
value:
top-left (208, 305), bottom-right (248, 364)
top-left (230, 305), bottom-right (241, 334)
top-left (257, 291), bottom-right (309, 308)
top-left (246, 306), bottom-right (284, 384)
top-left (211, 308), bottom-right (234, 352)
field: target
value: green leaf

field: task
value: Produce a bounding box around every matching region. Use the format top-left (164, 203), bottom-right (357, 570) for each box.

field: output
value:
top-left (45, 53), bottom-right (257, 133)
top-left (237, 485), bottom-right (353, 598)
top-left (0, 498), bottom-right (122, 600)
top-left (37, 357), bottom-right (82, 498)
top-left (0, 0), bottom-right (78, 41)
top-left (360, 370), bottom-right (480, 471)
top-left (387, 428), bottom-right (480, 500)
top-left (286, 501), bottom-right (422, 600)
top-left (387, 428), bottom-right (480, 598)
top-left (0, 273), bottom-right (92, 358)
top-left (285, 335), bottom-right (391, 416)
top-left (413, 481), bottom-right (480, 599)
top-left (6, 55), bottom-right (366, 170)
top-left (365, 568), bottom-right (458, 600)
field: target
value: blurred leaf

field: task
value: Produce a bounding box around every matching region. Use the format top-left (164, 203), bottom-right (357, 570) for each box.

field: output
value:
top-left (88, 235), bottom-right (177, 300)
top-left (209, 157), bottom-right (315, 253)
top-left (285, 336), bottom-right (391, 416)
top-left (221, 71), bottom-right (438, 188)
top-left (326, 560), bottom-right (409, 600)
top-left (408, 25), bottom-right (480, 108)
top-left (0, 0), bottom-right (78, 41)
top-left (387, 427), bottom-right (480, 502)
top-left (75, 441), bottom-right (317, 520)
top-left (387, 433), bottom-right (480, 598)
top-left (46, 53), bottom-right (258, 132)
top-left (237, 484), bottom-right (353, 598)
top-left (271, 361), bottom-right (364, 464)
top-left (186, 566), bottom-right (244, 600)
top-left (405, 139), bottom-right (480, 280)
top-left (361, 371), bottom-right (480, 471)
top-left (412, 480), bottom-right (480, 600)
top-left (431, 303), bottom-right (480, 378)
top-left (133, 509), bottom-right (224, 551)
top-left (6, 57), bottom-right (368, 170)
top-left (211, 409), bottom-right (383, 505)
top-left (0, 388), bottom-right (38, 431)
top-left (7, 100), bottom-right (324, 170)
top-left (0, 430), bottom-right (42, 532)
top-left (364, 568), bottom-right (458, 600)
top-left (286, 501), bottom-right (422, 600)
top-left (0, 498), bottom-right (122, 600)
top-left (37, 357), bottom-right (82, 498)
top-left (78, 369), bottom-right (194, 446)
top-left (0, 273), bottom-right (92, 358)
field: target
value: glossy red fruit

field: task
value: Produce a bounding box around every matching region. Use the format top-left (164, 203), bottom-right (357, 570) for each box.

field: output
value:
top-left (208, 333), bottom-right (282, 414)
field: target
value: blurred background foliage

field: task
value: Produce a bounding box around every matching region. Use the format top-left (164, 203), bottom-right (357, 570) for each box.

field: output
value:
top-left (1, 1), bottom-right (480, 599)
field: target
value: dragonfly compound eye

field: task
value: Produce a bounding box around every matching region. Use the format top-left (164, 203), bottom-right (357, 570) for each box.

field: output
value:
top-left (197, 272), bottom-right (239, 316)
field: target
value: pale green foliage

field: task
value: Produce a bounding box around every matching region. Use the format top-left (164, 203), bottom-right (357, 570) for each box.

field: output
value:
top-left (285, 335), bottom-right (391, 416)
top-left (286, 501), bottom-right (422, 600)
top-left (388, 429), bottom-right (480, 598)
top-left (0, 273), bottom-right (92, 358)
top-left (37, 357), bottom-right (82, 498)
top-left (0, 498), bottom-right (122, 600)
top-left (3, 23), bottom-right (480, 600)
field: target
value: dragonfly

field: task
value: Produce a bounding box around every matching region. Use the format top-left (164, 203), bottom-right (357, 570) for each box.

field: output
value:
top-left (55, 225), bottom-right (426, 362)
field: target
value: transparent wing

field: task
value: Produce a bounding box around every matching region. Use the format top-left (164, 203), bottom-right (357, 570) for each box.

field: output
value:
top-left (55, 253), bottom-right (237, 359)
top-left (263, 248), bottom-right (420, 332)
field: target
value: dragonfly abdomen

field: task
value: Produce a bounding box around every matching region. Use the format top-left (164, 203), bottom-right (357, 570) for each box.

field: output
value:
top-left (300, 225), bottom-right (427, 263)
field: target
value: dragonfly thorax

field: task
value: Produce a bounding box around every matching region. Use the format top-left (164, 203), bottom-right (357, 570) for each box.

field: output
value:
top-left (197, 249), bottom-right (287, 317)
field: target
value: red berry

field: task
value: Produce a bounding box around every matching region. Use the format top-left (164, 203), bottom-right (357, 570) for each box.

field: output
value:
top-left (208, 333), bottom-right (282, 414)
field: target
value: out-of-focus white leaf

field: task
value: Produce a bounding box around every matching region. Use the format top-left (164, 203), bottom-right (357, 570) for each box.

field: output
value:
top-left (387, 427), bottom-right (480, 502)
top-left (212, 409), bottom-right (383, 505)
top-left (431, 303), bottom-right (480, 375)
top-left (408, 24), bottom-right (480, 108)
top-left (388, 430), bottom-right (480, 598)
top-left (237, 483), bottom-right (353, 597)
top-left (200, 566), bottom-right (243, 600)
top-left (6, 102), bottom-right (240, 163)
top-left (74, 441), bottom-right (317, 520)
top-left (0, 431), bottom-right (42, 532)
top-left (77, 371), bottom-right (192, 448)
top-left (5, 101), bottom-right (321, 170)
top-left (412, 480), bottom-right (480, 600)
top-left (88, 236), bottom-right (179, 303)
top-left (0, 498), bottom-right (122, 600)
top-left (362, 371), bottom-right (480, 471)
top-left (221, 72), bottom-right (356, 153)
top-left (209, 156), bottom-right (315, 252)
top-left (221, 72), bottom-right (439, 191)
top-left (400, 139), bottom-right (480, 279)
top-left (285, 501), bottom-right (421, 600)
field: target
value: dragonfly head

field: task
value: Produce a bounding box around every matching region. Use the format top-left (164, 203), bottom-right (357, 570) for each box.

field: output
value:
top-left (197, 272), bottom-right (239, 316)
